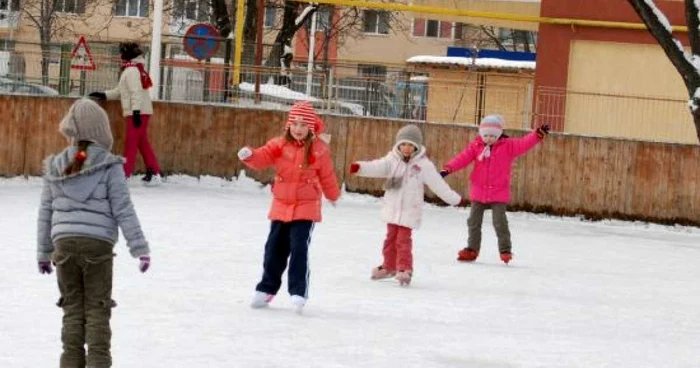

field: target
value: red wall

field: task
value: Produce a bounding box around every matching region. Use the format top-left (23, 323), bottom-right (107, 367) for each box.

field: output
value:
top-left (535, 0), bottom-right (687, 129)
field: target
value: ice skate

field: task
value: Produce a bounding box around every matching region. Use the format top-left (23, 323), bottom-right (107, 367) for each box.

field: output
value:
top-left (500, 252), bottom-right (513, 264)
top-left (457, 248), bottom-right (479, 262)
top-left (290, 295), bottom-right (306, 315)
top-left (395, 270), bottom-right (412, 286)
top-left (142, 168), bottom-right (162, 187)
top-left (370, 266), bottom-right (396, 280)
top-left (251, 291), bottom-right (274, 308)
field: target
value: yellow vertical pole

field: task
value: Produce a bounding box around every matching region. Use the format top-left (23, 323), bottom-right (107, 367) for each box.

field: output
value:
top-left (232, 0), bottom-right (246, 96)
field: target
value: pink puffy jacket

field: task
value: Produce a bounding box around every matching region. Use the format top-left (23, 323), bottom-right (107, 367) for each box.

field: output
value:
top-left (444, 131), bottom-right (542, 204)
top-left (242, 137), bottom-right (340, 222)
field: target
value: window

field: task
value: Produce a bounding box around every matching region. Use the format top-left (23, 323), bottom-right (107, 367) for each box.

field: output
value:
top-left (264, 6), bottom-right (276, 28)
top-left (55, 0), bottom-right (85, 14)
top-left (174, 0), bottom-right (211, 22)
top-left (413, 18), bottom-right (458, 39)
top-left (305, 7), bottom-right (332, 33)
top-left (358, 64), bottom-right (386, 78)
top-left (0, 0), bottom-right (19, 12)
top-left (426, 19), bottom-right (439, 37)
top-left (362, 10), bottom-right (389, 35)
top-left (115, 0), bottom-right (149, 17)
top-left (0, 39), bottom-right (15, 50)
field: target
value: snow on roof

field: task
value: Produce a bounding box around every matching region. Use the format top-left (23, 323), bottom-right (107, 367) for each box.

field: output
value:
top-left (406, 55), bottom-right (536, 70)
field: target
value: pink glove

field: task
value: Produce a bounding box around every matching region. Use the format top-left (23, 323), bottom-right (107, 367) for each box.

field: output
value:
top-left (139, 256), bottom-right (150, 273)
top-left (38, 261), bottom-right (53, 274)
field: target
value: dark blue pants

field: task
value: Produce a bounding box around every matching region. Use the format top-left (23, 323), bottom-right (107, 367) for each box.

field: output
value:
top-left (256, 220), bottom-right (315, 298)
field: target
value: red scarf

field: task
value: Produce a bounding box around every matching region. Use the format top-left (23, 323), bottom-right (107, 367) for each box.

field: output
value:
top-left (121, 61), bottom-right (153, 89)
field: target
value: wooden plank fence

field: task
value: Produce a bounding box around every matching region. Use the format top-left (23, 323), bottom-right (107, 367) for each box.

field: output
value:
top-left (1, 95), bottom-right (698, 226)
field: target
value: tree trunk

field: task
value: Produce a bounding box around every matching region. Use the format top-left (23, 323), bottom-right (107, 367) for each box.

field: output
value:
top-left (212, 0), bottom-right (232, 38)
top-left (692, 95), bottom-right (700, 143)
top-left (265, 2), bottom-right (299, 68)
top-left (242, 0), bottom-right (258, 67)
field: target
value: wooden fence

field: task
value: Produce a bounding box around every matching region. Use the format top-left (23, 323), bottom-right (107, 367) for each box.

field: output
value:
top-left (1, 95), bottom-right (699, 226)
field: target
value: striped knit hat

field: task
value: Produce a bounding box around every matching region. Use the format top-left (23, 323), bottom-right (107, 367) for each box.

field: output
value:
top-left (285, 101), bottom-right (324, 134)
top-left (479, 114), bottom-right (504, 139)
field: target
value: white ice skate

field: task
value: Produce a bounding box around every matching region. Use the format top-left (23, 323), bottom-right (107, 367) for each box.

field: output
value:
top-left (251, 291), bottom-right (274, 308)
top-left (290, 295), bottom-right (306, 315)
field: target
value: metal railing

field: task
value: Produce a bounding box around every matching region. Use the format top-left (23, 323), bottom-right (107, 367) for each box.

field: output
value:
top-left (1, 39), bottom-right (698, 143)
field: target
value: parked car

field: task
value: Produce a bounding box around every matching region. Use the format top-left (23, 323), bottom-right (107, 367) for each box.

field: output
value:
top-left (0, 77), bottom-right (59, 96)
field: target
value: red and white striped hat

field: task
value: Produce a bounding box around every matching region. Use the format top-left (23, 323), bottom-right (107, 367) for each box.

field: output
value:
top-left (285, 101), bottom-right (324, 134)
top-left (479, 114), bottom-right (504, 139)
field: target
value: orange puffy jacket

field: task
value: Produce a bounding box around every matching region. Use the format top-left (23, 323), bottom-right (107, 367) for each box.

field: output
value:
top-left (242, 136), bottom-right (340, 222)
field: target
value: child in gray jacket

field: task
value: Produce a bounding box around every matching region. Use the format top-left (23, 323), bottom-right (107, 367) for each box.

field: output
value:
top-left (36, 98), bottom-right (151, 368)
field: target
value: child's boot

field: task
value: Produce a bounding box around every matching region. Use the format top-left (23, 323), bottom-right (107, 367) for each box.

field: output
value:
top-left (457, 248), bottom-right (479, 262)
top-left (251, 291), bottom-right (274, 308)
top-left (370, 266), bottom-right (396, 280)
top-left (500, 252), bottom-right (513, 264)
top-left (395, 270), bottom-right (412, 286)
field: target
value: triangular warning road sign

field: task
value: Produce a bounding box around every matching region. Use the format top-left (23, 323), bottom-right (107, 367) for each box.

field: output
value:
top-left (71, 35), bottom-right (96, 71)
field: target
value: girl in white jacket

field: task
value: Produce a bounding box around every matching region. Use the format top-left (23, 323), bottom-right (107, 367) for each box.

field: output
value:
top-left (349, 124), bottom-right (464, 286)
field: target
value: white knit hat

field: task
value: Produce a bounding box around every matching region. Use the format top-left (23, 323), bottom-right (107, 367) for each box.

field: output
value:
top-left (479, 114), bottom-right (504, 139)
top-left (59, 98), bottom-right (113, 150)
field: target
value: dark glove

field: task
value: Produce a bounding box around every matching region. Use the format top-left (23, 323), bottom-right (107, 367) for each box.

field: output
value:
top-left (349, 163), bottom-right (360, 174)
top-left (458, 198), bottom-right (469, 207)
top-left (132, 110), bottom-right (141, 128)
top-left (439, 169), bottom-right (450, 178)
top-left (38, 261), bottom-right (53, 274)
top-left (536, 124), bottom-right (550, 139)
top-left (88, 91), bottom-right (106, 100)
top-left (139, 256), bottom-right (151, 273)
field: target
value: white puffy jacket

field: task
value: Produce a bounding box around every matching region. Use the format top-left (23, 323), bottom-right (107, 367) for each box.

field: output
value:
top-left (356, 144), bottom-right (462, 229)
top-left (104, 56), bottom-right (154, 117)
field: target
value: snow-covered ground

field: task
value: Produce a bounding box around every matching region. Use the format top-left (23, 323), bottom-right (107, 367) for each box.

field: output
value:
top-left (2, 174), bottom-right (699, 367)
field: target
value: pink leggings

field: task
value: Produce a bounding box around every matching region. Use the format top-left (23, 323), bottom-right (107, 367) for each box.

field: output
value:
top-left (123, 114), bottom-right (160, 178)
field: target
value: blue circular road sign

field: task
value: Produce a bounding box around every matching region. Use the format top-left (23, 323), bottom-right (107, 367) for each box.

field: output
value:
top-left (183, 23), bottom-right (221, 60)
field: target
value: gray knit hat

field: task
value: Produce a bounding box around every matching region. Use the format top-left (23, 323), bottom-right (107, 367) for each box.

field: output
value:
top-left (395, 124), bottom-right (423, 148)
top-left (59, 98), bottom-right (113, 150)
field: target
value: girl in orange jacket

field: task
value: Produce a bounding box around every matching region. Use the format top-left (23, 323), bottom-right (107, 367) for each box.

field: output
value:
top-left (238, 101), bottom-right (340, 314)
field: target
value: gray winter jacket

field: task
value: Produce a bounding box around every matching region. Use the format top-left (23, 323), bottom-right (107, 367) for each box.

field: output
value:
top-left (37, 145), bottom-right (150, 262)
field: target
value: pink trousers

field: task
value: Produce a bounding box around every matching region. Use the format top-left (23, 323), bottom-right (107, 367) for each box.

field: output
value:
top-left (381, 224), bottom-right (413, 272)
top-left (123, 114), bottom-right (160, 178)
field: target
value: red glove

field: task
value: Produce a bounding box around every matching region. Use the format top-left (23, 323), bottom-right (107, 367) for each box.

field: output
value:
top-left (349, 163), bottom-right (360, 174)
top-left (458, 198), bottom-right (469, 207)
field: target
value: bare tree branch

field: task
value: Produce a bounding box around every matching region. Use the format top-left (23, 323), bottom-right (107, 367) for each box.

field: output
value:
top-left (628, 0), bottom-right (699, 92)
top-left (685, 0), bottom-right (700, 56)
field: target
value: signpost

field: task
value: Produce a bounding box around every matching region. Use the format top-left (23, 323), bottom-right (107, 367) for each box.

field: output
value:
top-left (71, 35), bottom-right (96, 95)
top-left (183, 23), bottom-right (221, 61)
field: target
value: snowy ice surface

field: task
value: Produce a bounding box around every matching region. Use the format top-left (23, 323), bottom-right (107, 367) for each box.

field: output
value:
top-left (2, 174), bottom-right (700, 367)
top-left (407, 56), bottom-right (536, 70)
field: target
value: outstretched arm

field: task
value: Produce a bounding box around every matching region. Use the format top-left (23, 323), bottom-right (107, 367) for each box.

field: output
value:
top-left (239, 138), bottom-right (283, 170)
top-left (354, 153), bottom-right (394, 178)
top-left (443, 143), bottom-right (478, 175)
top-left (423, 161), bottom-right (462, 206)
top-left (509, 126), bottom-right (547, 157)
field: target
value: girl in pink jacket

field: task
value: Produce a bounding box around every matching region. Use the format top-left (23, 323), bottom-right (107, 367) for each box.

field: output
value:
top-left (441, 115), bottom-right (549, 264)
top-left (237, 101), bottom-right (340, 314)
